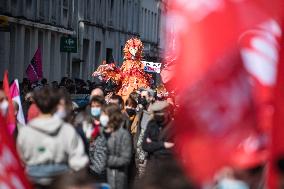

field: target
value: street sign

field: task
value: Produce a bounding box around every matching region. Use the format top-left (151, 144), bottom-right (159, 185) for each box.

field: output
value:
top-left (60, 36), bottom-right (77, 53)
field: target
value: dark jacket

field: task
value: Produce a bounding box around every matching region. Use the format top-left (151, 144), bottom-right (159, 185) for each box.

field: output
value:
top-left (142, 119), bottom-right (174, 159)
top-left (89, 130), bottom-right (108, 182)
top-left (107, 127), bottom-right (132, 189)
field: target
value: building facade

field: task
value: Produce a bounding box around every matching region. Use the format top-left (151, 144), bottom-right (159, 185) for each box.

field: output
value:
top-left (0, 0), bottom-right (163, 82)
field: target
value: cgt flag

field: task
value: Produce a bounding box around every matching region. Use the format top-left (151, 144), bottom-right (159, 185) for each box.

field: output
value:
top-left (26, 48), bottom-right (43, 84)
top-left (166, 0), bottom-right (284, 185)
top-left (0, 114), bottom-right (32, 189)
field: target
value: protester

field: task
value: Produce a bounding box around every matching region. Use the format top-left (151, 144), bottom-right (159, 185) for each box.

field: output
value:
top-left (12, 101), bottom-right (24, 139)
top-left (26, 92), bottom-right (41, 122)
top-left (90, 87), bottom-right (104, 99)
top-left (75, 95), bottom-right (105, 154)
top-left (51, 81), bottom-right (59, 89)
top-left (54, 88), bottom-right (73, 123)
top-left (134, 157), bottom-right (195, 189)
top-left (135, 88), bottom-right (156, 177)
top-left (125, 96), bottom-right (138, 128)
top-left (89, 108), bottom-right (108, 182)
top-left (17, 87), bottom-right (89, 188)
top-left (142, 101), bottom-right (174, 166)
top-left (109, 94), bottom-right (130, 129)
top-left (101, 104), bottom-right (132, 189)
top-left (0, 89), bottom-right (8, 116)
top-left (50, 169), bottom-right (97, 189)
top-left (125, 96), bottom-right (139, 187)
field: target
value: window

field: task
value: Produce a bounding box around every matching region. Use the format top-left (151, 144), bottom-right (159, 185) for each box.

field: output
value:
top-left (38, 31), bottom-right (44, 51)
top-left (106, 48), bottom-right (114, 64)
top-left (108, 0), bottom-right (114, 26)
top-left (85, 0), bottom-right (91, 20)
top-left (11, 0), bottom-right (17, 8)
top-left (24, 29), bottom-right (31, 69)
top-left (95, 41), bottom-right (101, 69)
top-left (62, 0), bottom-right (69, 25)
top-left (151, 12), bottom-right (154, 40)
top-left (39, 0), bottom-right (49, 20)
top-left (50, 34), bottom-right (56, 79)
top-left (26, 0), bottom-right (32, 9)
top-left (51, 0), bottom-right (57, 22)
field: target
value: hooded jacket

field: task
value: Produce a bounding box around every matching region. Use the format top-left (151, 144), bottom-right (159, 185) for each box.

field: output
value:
top-left (17, 116), bottom-right (89, 182)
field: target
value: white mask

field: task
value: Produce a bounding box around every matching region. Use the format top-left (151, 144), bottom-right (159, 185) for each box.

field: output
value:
top-left (54, 110), bottom-right (67, 119)
top-left (0, 100), bottom-right (9, 116)
top-left (218, 178), bottom-right (249, 189)
top-left (100, 115), bottom-right (109, 127)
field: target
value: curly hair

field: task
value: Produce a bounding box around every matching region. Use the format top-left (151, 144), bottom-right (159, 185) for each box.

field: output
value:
top-left (102, 104), bottom-right (123, 131)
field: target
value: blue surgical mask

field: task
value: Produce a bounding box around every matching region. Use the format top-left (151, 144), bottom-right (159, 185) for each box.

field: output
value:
top-left (100, 115), bottom-right (109, 127)
top-left (91, 107), bottom-right (101, 117)
top-left (217, 178), bottom-right (249, 189)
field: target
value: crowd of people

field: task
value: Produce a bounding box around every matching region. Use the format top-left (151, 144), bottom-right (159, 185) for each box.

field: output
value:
top-left (0, 77), bottom-right (188, 189)
top-left (0, 76), bottom-right (277, 189)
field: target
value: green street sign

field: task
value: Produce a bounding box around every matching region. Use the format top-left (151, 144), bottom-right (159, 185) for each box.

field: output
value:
top-left (60, 36), bottom-right (77, 53)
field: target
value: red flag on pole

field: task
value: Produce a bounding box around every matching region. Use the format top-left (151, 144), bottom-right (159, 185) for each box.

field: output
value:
top-left (165, 0), bottom-right (284, 185)
top-left (267, 20), bottom-right (284, 189)
top-left (0, 114), bottom-right (32, 189)
top-left (3, 70), bottom-right (16, 135)
top-left (26, 48), bottom-right (43, 84)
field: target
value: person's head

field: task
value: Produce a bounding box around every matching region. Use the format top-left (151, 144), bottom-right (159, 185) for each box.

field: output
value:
top-left (150, 101), bottom-right (172, 125)
top-left (90, 87), bottom-right (104, 99)
top-left (125, 97), bottom-right (138, 117)
top-left (129, 91), bottom-right (139, 102)
top-left (90, 96), bottom-right (105, 118)
top-left (13, 101), bottom-right (19, 117)
top-left (51, 169), bottom-right (96, 189)
top-left (52, 81), bottom-right (59, 89)
top-left (139, 88), bottom-right (155, 109)
top-left (54, 88), bottom-right (73, 120)
top-left (41, 78), bottom-right (48, 86)
top-left (33, 87), bottom-right (60, 115)
top-left (135, 158), bottom-right (195, 189)
top-left (109, 95), bottom-right (124, 110)
top-left (100, 104), bottom-right (123, 132)
top-left (0, 90), bottom-right (8, 116)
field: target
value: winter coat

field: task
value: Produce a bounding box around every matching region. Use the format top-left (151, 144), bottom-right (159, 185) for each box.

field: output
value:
top-left (107, 127), bottom-right (132, 189)
top-left (135, 110), bottom-right (152, 164)
top-left (17, 116), bottom-right (89, 184)
top-left (142, 119), bottom-right (174, 160)
top-left (89, 130), bottom-right (108, 181)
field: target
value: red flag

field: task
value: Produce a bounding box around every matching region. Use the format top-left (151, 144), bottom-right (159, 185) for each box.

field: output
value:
top-left (0, 114), bottom-right (32, 189)
top-left (26, 48), bottom-right (43, 83)
top-left (3, 71), bottom-right (16, 135)
top-left (267, 21), bottom-right (284, 189)
top-left (166, 0), bottom-right (284, 184)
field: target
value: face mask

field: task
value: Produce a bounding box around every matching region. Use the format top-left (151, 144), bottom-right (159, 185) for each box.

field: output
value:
top-left (100, 115), bottom-right (109, 127)
top-left (138, 96), bottom-right (148, 108)
top-left (54, 110), bottom-right (67, 119)
top-left (126, 108), bottom-right (136, 117)
top-left (0, 100), bottom-right (9, 116)
top-left (218, 178), bottom-right (249, 189)
top-left (91, 107), bottom-right (101, 117)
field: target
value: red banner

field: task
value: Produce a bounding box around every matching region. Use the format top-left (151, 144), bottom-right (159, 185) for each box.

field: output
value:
top-left (166, 0), bottom-right (284, 185)
top-left (0, 115), bottom-right (32, 189)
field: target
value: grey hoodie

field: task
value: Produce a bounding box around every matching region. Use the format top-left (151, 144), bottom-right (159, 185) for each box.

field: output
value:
top-left (17, 116), bottom-right (89, 178)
